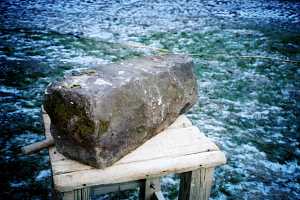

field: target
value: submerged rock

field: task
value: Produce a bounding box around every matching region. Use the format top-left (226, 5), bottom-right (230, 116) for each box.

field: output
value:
top-left (44, 54), bottom-right (198, 168)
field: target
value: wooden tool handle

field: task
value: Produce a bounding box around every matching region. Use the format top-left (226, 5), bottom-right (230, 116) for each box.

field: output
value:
top-left (22, 137), bottom-right (55, 154)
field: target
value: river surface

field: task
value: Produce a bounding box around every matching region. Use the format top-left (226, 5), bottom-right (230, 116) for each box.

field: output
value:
top-left (1, 0), bottom-right (300, 199)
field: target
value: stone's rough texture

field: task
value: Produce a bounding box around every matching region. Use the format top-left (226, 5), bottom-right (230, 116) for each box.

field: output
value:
top-left (44, 54), bottom-right (198, 168)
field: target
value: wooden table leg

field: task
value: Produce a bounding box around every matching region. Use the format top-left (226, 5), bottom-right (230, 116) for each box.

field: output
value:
top-left (178, 168), bottom-right (214, 200)
top-left (140, 177), bottom-right (163, 200)
top-left (153, 191), bottom-right (165, 200)
top-left (62, 188), bottom-right (91, 200)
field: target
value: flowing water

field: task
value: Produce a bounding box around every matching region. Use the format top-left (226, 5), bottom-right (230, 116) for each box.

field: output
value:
top-left (1, 0), bottom-right (300, 199)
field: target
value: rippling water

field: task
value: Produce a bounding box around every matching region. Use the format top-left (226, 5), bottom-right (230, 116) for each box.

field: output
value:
top-left (1, 0), bottom-right (300, 199)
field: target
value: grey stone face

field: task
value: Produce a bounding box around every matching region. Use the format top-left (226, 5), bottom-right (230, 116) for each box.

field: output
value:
top-left (44, 54), bottom-right (198, 168)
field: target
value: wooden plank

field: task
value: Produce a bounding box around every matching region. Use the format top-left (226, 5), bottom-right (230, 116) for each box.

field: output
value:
top-left (116, 126), bottom-right (208, 164)
top-left (43, 112), bottom-right (52, 138)
top-left (91, 181), bottom-right (141, 196)
top-left (54, 151), bottom-right (225, 192)
top-left (168, 115), bottom-right (192, 129)
top-left (178, 168), bottom-right (214, 200)
top-left (22, 137), bottom-right (54, 154)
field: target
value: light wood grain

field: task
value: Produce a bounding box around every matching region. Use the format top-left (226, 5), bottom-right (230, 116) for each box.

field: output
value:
top-left (53, 150), bottom-right (225, 192)
top-left (43, 113), bottom-right (226, 192)
top-left (62, 188), bottom-right (91, 200)
top-left (168, 115), bottom-right (193, 129)
top-left (178, 168), bottom-right (214, 200)
top-left (92, 181), bottom-right (141, 196)
top-left (153, 191), bottom-right (166, 200)
top-left (22, 137), bottom-right (54, 154)
top-left (191, 168), bottom-right (214, 200)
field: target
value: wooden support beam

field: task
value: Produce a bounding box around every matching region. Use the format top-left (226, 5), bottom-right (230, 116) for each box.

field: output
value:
top-left (178, 168), bottom-right (214, 200)
top-left (92, 181), bottom-right (141, 196)
top-left (62, 188), bottom-right (91, 200)
top-left (61, 191), bottom-right (73, 200)
top-left (74, 188), bottom-right (91, 200)
top-left (140, 177), bottom-right (162, 200)
top-left (153, 191), bottom-right (165, 200)
top-left (178, 171), bottom-right (192, 200)
top-left (21, 137), bottom-right (54, 154)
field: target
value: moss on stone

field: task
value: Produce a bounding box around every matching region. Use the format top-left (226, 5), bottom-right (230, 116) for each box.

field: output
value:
top-left (99, 120), bottom-right (109, 134)
top-left (136, 126), bottom-right (146, 135)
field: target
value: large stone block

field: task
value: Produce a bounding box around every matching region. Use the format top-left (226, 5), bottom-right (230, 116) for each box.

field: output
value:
top-left (44, 54), bottom-right (198, 168)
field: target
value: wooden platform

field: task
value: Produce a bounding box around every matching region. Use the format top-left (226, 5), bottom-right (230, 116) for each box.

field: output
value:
top-left (43, 112), bottom-right (226, 199)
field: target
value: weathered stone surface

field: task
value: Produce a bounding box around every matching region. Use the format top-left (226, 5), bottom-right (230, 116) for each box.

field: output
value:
top-left (44, 54), bottom-right (198, 168)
